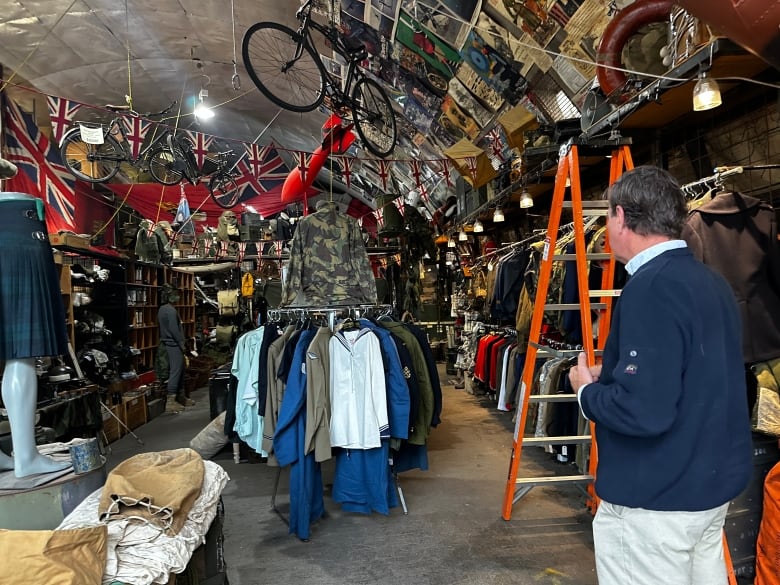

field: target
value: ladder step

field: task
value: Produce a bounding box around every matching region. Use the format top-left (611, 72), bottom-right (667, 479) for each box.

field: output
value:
top-left (552, 253), bottom-right (612, 261)
top-left (522, 435), bottom-right (591, 446)
top-left (535, 349), bottom-right (603, 358)
top-left (515, 474), bottom-right (593, 487)
top-left (544, 303), bottom-right (608, 310)
top-left (589, 289), bottom-right (622, 297)
top-left (529, 394), bottom-right (578, 402)
top-left (562, 200), bottom-right (609, 208)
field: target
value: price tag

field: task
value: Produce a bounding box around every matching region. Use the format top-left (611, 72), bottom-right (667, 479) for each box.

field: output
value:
top-left (79, 124), bottom-right (104, 145)
top-left (542, 236), bottom-right (551, 261)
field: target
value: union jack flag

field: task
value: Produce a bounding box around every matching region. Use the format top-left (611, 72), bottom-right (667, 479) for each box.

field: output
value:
top-left (122, 115), bottom-right (153, 160)
top-left (4, 99), bottom-right (76, 228)
top-left (244, 143), bottom-right (289, 190)
top-left (296, 151), bottom-right (310, 187)
top-left (337, 155), bottom-right (353, 189)
top-left (233, 160), bottom-right (267, 200)
top-left (392, 195), bottom-right (405, 217)
top-left (485, 127), bottom-right (505, 162)
top-left (185, 130), bottom-right (214, 168)
top-left (373, 206), bottom-right (384, 229)
top-left (377, 159), bottom-right (393, 192)
top-left (45, 96), bottom-right (82, 145)
top-left (464, 156), bottom-right (479, 184)
top-left (433, 159), bottom-right (453, 188)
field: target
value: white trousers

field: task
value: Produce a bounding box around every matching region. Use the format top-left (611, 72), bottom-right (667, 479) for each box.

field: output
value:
top-left (593, 500), bottom-right (731, 585)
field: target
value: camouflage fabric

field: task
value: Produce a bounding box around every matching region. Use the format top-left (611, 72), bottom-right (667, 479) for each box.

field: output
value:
top-left (281, 201), bottom-right (377, 306)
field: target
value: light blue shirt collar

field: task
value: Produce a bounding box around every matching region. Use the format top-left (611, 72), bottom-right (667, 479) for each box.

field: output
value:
top-left (625, 240), bottom-right (687, 275)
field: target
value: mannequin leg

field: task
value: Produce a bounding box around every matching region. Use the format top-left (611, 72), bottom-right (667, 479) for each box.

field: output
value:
top-left (2, 358), bottom-right (71, 477)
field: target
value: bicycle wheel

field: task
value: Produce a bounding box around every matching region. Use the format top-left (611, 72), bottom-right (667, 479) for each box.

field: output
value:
top-left (209, 172), bottom-right (240, 209)
top-left (59, 130), bottom-right (122, 183)
top-left (351, 77), bottom-right (397, 158)
top-left (148, 147), bottom-right (184, 185)
top-left (242, 21), bottom-right (326, 112)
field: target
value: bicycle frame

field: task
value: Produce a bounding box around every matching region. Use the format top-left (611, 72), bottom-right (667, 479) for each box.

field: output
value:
top-left (294, 0), bottom-right (366, 106)
top-left (105, 117), bottom-right (174, 165)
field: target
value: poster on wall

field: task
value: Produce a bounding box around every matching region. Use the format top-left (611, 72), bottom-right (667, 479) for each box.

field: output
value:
top-left (395, 10), bottom-right (462, 78)
top-left (398, 0), bottom-right (482, 49)
top-left (365, 0), bottom-right (400, 39)
top-left (440, 94), bottom-right (480, 139)
top-left (460, 26), bottom-right (527, 104)
top-left (486, 0), bottom-right (561, 48)
top-left (447, 77), bottom-right (495, 128)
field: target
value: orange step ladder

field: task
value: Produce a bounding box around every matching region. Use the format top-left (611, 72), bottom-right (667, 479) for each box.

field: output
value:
top-left (499, 139), bottom-right (739, 585)
top-left (501, 140), bottom-right (632, 519)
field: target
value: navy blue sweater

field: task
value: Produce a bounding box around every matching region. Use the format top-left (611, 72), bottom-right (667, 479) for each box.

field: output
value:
top-left (580, 248), bottom-right (752, 511)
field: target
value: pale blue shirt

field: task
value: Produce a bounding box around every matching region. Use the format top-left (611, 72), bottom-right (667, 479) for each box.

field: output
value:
top-left (624, 239), bottom-right (687, 275)
top-left (577, 239), bottom-right (688, 416)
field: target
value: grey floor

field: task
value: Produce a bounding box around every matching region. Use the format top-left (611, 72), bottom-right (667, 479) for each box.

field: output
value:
top-left (106, 366), bottom-right (598, 585)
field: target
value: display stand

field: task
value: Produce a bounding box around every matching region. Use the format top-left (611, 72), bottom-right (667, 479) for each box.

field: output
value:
top-left (263, 303), bottom-right (410, 533)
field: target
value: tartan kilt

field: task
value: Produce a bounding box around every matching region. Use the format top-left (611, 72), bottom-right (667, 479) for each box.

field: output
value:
top-left (0, 195), bottom-right (69, 359)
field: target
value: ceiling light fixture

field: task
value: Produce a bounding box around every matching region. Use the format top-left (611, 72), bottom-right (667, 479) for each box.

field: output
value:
top-left (458, 229), bottom-right (468, 241)
top-left (493, 207), bottom-right (505, 222)
top-left (520, 189), bottom-right (534, 209)
top-left (194, 88), bottom-right (215, 121)
top-left (448, 236), bottom-right (456, 248)
top-left (692, 71), bottom-right (722, 111)
top-left (473, 219), bottom-right (484, 233)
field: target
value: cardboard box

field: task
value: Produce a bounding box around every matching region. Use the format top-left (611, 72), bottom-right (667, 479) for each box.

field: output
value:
top-left (101, 404), bottom-right (125, 444)
top-left (49, 233), bottom-right (90, 249)
top-left (122, 394), bottom-right (147, 430)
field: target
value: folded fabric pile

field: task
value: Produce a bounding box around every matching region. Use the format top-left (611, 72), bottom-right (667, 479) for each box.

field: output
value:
top-left (58, 448), bottom-right (229, 585)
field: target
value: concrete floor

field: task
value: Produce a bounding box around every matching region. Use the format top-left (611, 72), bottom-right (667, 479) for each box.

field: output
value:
top-left (106, 367), bottom-right (598, 585)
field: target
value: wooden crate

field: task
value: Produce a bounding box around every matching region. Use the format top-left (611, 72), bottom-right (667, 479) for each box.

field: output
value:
top-left (101, 404), bottom-right (125, 444)
top-left (121, 394), bottom-right (148, 430)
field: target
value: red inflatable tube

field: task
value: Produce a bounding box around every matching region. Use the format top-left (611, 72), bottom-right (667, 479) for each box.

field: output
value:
top-left (596, 0), bottom-right (674, 98)
top-left (281, 117), bottom-right (356, 204)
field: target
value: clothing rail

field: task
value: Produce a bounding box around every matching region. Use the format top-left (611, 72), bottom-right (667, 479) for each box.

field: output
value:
top-left (681, 166), bottom-right (744, 194)
top-left (267, 304), bottom-right (394, 331)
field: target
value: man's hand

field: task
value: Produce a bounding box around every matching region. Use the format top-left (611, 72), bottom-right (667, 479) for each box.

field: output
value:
top-left (568, 352), bottom-right (602, 393)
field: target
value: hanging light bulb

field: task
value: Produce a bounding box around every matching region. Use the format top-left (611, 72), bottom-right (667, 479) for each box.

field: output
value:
top-left (493, 207), bottom-right (505, 222)
top-left (458, 229), bottom-right (468, 241)
top-left (448, 236), bottom-right (456, 248)
top-left (473, 219), bottom-right (484, 233)
top-left (194, 88), bottom-right (215, 121)
top-left (519, 189), bottom-right (534, 209)
top-left (692, 71), bottom-right (722, 111)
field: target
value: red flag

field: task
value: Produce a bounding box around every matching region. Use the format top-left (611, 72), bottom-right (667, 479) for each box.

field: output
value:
top-left (45, 96), bottom-right (82, 145)
top-left (122, 115), bottom-right (152, 160)
top-left (185, 130), bottom-right (214, 168)
top-left (4, 99), bottom-right (77, 229)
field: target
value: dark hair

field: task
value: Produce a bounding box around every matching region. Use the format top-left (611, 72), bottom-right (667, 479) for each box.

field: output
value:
top-left (607, 165), bottom-right (688, 238)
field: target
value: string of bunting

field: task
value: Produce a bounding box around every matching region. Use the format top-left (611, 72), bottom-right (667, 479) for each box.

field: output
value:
top-left (3, 80), bottom-right (508, 172)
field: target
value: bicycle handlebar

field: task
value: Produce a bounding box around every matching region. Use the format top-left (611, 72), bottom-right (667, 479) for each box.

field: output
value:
top-left (104, 101), bottom-right (178, 119)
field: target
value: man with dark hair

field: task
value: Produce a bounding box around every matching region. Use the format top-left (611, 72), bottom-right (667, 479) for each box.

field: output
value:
top-left (159, 284), bottom-right (195, 413)
top-left (569, 165), bottom-right (752, 585)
